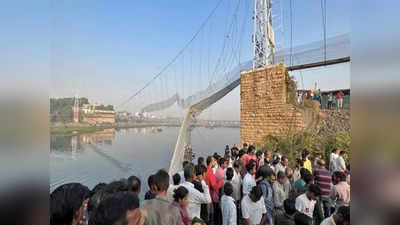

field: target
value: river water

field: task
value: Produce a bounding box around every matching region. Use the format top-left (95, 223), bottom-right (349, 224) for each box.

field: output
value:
top-left (50, 127), bottom-right (239, 199)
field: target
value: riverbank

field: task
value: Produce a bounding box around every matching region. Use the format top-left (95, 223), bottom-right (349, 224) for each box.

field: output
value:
top-left (50, 123), bottom-right (180, 136)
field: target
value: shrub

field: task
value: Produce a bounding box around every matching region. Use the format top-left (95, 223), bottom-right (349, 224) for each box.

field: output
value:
top-left (257, 131), bottom-right (350, 167)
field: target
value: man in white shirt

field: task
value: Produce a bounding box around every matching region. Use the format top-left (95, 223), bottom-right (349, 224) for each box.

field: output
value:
top-left (241, 185), bottom-right (268, 225)
top-left (180, 164), bottom-right (212, 219)
top-left (295, 184), bottom-right (322, 219)
top-left (320, 206), bottom-right (350, 225)
top-left (335, 151), bottom-right (347, 173)
top-left (178, 161), bottom-right (190, 184)
top-left (274, 156), bottom-right (289, 175)
top-left (259, 150), bottom-right (272, 169)
top-left (231, 161), bottom-right (242, 202)
top-left (329, 149), bottom-right (339, 172)
top-left (221, 182), bottom-right (237, 225)
top-left (273, 171), bottom-right (288, 211)
top-left (274, 150), bottom-right (282, 161)
top-left (242, 160), bottom-right (257, 196)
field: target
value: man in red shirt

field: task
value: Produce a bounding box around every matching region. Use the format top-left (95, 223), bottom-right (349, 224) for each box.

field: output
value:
top-left (205, 155), bottom-right (224, 224)
top-left (337, 91), bottom-right (344, 110)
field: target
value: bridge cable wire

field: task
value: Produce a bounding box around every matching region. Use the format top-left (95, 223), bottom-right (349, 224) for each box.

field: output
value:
top-left (210, 0), bottom-right (242, 84)
top-left (199, 28), bottom-right (203, 93)
top-left (222, 0), bottom-right (241, 80)
top-left (211, 0), bottom-right (237, 82)
top-left (223, 0), bottom-right (242, 79)
top-left (237, 0), bottom-right (250, 66)
top-left (290, 0), bottom-right (293, 66)
top-left (118, 0), bottom-right (225, 108)
top-left (320, 0), bottom-right (327, 64)
top-left (227, 0), bottom-right (242, 75)
top-left (182, 55), bottom-right (185, 99)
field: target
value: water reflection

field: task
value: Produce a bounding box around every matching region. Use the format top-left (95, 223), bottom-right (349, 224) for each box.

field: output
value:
top-left (50, 127), bottom-right (167, 154)
top-left (50, 127), bottom-right (240, 197)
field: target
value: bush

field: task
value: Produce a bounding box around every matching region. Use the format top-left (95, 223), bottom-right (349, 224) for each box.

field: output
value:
top-left (257, 131), bottom-right (350, 167)
top-left (286, 71), bottom-right (297, 105)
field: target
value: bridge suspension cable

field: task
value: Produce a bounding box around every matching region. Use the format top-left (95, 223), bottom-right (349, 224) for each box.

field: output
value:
top-left (320, 0), bottom-right (327, 63)
top-left (118, 0), bottom-right (225, 108)
top-left (290, 0), bottom-right (293, 66)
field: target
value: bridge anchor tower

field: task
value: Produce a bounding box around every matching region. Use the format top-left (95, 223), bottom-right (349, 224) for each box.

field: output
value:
top-left (253, 0), bottom-right (275, 69)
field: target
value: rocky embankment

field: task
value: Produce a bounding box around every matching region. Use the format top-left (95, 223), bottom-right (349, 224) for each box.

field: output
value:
top-left (314, 109), bottom-right (350, 134)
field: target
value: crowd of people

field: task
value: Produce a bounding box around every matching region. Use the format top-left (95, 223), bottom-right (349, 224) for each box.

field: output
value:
top-left (297, 90), bottom-right (345, 110)
top-left (50, 143), bottom-right (350, 225)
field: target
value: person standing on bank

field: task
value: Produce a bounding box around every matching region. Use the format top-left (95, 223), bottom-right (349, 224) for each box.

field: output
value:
top-left (337, 90), bottom-right (344, 110)
top-left (205, 156), bottom-right (224, 224)
top-left (242, 160), bottom-right (257, 196)
top-left (273, 171), bottom-right (289, 217)
top-left (141, 170), bottom-right (183, 225)
top-left (313, 160), bottom-right (332, 218)
top-left (259, 166), bottom-right (276, 225)
top-left (213, 158), bottom-right (229, 225)
top-left (335, 151), bottom-right (347, 174)
top-left (327, 93), bottom-right (333, 109)
top-left (275, 156), bottom-right (289, 175)
top-left (295, 184), bottom-right (322, 222)
top-left (241, 185), bottom-right (268, 225)
top-left (231, 160), bottom-right (242, 224)
top-left (172, 186), bottom-right (191, 225)
top-left (181, 164), bottom-right (211, 221)
top-left (302, 150), bottom-right (313, 174)
top-left (220, 182), bottom-right (237, 225)
top-left (329, 148), bottom-right (339, 173)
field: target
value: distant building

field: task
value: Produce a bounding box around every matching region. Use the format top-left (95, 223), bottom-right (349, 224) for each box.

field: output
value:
top-left (81, 102), bottom-right (115, 124)
top-left (116, 111), bottom-right (132, 122)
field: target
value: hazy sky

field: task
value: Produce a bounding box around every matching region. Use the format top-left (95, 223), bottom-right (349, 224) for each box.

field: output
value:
top-left (45, 0), bottom-right (350, 120)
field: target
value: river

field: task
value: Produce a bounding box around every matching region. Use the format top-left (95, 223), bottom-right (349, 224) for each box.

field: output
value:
top-left (50, 126), bottom-right (239, 199)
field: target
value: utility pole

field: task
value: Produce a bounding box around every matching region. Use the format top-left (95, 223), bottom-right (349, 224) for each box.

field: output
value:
top-left (253, 0), bottom-right (275, 69)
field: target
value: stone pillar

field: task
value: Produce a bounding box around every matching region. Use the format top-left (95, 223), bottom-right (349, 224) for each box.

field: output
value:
top-left (240, 63), bottom-right (306, 145)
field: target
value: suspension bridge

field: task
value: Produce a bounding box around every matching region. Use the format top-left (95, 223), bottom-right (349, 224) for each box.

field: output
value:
top-left (116, 0), bottom-right (350, 176)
